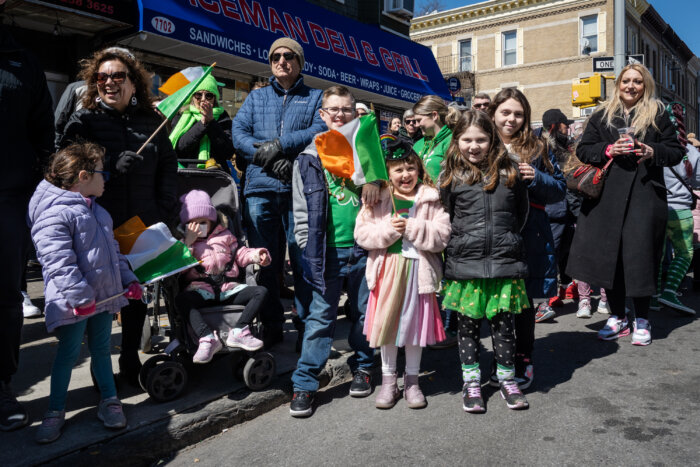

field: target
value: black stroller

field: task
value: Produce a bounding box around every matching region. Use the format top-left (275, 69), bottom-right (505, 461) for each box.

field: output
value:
top-left (137, 166), bottom-right (276, 402)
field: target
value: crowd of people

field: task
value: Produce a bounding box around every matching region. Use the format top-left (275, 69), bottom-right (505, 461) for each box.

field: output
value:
top-left (1, 27), bottom-right (695, 442)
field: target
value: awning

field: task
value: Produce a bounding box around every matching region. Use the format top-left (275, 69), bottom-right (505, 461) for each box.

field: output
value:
top-left (120, 0), bottom-right (449, 108)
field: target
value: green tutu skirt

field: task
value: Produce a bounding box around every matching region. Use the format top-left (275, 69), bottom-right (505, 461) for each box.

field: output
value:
top-left (442, 278), bottom-right (529, 320)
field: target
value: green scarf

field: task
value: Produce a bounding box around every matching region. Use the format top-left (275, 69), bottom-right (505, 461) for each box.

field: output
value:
top-left (170, 104), bottom-right (224, 168)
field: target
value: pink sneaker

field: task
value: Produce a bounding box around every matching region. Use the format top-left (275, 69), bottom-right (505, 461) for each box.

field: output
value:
top-left (226, 326), bottom-right (264, 351)
top-left (193, 332), bottom-right (222, 364)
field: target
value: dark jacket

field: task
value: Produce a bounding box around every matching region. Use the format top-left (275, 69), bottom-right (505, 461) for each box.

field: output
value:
top-left (0, 27), bottom-right (54, 197)
top-left (441, 171), bottom-right (530, 280)
top-left (54, 80), bottom-right (86, 149)
top-left (566, 107), bottom-right (684, 295)
top-left (171, 110), bottom-right (234, 167)
top-left (60, 103), bottom-right (178, 228)
top-left (231, 75), bottom-right (326, 196)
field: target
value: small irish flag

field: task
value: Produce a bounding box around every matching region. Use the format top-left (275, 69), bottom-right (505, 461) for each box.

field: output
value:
top-left (315, 113), bottom-right (388, 185)
top-left (159, 66), bottom-right (212, 96)
top-left (114, 217), bottom-right (198, 284)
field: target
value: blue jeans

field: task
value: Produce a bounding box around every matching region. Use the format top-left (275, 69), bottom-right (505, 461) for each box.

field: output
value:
top-left (244, 192), bottom-right (302, 332)
top-left (50, 311), bottom-right (116, 411)
top-left (292, 247), bottom-right (374, 392)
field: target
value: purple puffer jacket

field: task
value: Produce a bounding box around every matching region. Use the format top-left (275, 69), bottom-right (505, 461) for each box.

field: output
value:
top-left (28, 180), bottom-right (138, 332)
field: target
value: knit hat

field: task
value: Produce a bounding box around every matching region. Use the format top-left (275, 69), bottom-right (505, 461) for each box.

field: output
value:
top-left (269, 37), bottom-right (305, 69)
top-left (542, 109), bottom-right (573, 128)
top-left (356, 103), bottom-right (370, 114)
top-left (179, 190), bottom-right (217, 224)
top-left (193, 75), bottom-right (221, 102)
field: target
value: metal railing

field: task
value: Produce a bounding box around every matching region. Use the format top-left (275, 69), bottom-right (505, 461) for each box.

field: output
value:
top-left (435, 54), bottom-right (473, 74)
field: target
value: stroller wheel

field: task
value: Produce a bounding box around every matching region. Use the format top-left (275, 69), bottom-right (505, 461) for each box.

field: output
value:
top-left (242, 352), bottom-right (276, 391)
top-left (145, 360), bottom-right (188, 402)
top-left (139, 355), bottom-right (172, 393)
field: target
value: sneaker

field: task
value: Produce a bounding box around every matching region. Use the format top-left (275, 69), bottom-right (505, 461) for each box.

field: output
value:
top-left (35, 410), bottom-right (65, 444)
top-left (22, 291), bottom-right (42, 318)
top-left (597, 300), bottom-right (611, 314)
top-left (598, 316), bottom-right (630, 340)
top-left (576, 299), bottom-right (592, 318)
top-left (564, 281), bottom-right (578, 300)
top-left (462, 382), bottom-right (486, 413)
top-left (658, 290), bottom-right (696, 316)
top-left (428, 330), bottom-right (457, 349)
top-left (514, 355), bottom-right (533, 390)
top-left (226, 326), bottom-right (264, 351)
top-left (534, 303), bottom-right (556, 323)
top-left (97, 397), bottom-right (126, 429)
top-left (649, 295), bottom-right (661, 311)
top-left (349, 369), bottom-right (372, 397)
top-left (500, 379), bottom-right (529, 410)
top-left (0, 382), bottom-right (29, 431)
top-left (631, 318), bottom-right (652, 346)
top-left (192, 332), bottom-right (223, 364)
top-left (289, 391), bottom-right (314, 417)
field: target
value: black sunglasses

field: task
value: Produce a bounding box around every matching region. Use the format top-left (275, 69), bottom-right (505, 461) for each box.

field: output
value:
top-left (271, 52), bottom-right (296, 63)
top-left (404, 119), bottom-right (417, 125)
top-left (193, 91), bottom-right (216, 101)
top-left (88, 170), bottom-right (110, 181)
top-left (93, 71), bottom-right (128, 85)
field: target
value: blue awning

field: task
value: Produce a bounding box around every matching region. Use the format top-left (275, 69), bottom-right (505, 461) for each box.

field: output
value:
top-left (129, 0), bottom-right (449, 106)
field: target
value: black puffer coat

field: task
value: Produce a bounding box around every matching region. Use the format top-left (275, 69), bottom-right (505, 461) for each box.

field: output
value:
top-left (171, 110), bottom-right (234, 167)
top-left (60, 103), bottom-right (178, 227)
top-left (442, 172), bottom-right (530, 280)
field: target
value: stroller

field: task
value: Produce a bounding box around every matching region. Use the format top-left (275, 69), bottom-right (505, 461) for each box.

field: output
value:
top-left (136, 166), bottom-right (276, 402)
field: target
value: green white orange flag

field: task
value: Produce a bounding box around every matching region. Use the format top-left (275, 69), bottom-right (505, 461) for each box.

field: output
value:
top-left (156, 64), bottom-right (215, 120)
top-left (315, 113), bottom-right (388, 185)
top-left (114, 217), bottom-right (198, 284)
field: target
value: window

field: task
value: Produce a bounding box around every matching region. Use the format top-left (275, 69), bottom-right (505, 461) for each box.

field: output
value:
top-left (502, 31), bottom-right (517, 66)
top-left (459, 39), bottom-right (472, 72)
top-left (581, 15), bottom-right (598, 54)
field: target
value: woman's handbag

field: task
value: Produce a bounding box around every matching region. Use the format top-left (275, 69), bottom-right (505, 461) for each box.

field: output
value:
top-left (565, 158), bottom-right (614, 199)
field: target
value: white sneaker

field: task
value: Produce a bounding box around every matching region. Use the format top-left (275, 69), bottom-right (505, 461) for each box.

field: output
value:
top-left (631, 318), bottom-right (652, 346)
top-left (596, 300), bottom-right (610, 314)
top-left (576, 300), bottom-right (592, 318)
top-left (22, 292), bottom-right (42, 318)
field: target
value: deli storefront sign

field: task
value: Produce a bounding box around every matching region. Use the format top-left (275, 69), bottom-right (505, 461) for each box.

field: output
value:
top-left (138, 0), bottom-right (449, 102)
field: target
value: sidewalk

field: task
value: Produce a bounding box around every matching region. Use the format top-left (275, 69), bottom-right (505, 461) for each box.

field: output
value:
top-left (6, 274), bottom-right (356, 467)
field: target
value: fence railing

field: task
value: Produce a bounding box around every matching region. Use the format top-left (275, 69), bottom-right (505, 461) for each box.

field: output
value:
top-left (435, 54), bottom-right (473, 74)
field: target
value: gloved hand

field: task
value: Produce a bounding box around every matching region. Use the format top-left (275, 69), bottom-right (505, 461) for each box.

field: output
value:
top-left (124, 282), bottom-right (143, 300)
top-left (115, 150), bottom-right (144, 174)
top-left (252, 139), bottom-right (283, 169)
top-left (73, 300), bottom-right (96, 316)
top-left (270, 158), bottom-right (292, 183)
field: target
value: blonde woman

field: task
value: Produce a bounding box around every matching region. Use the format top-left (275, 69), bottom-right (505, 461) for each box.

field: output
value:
top-left (566, 64), bottom-right (685, 345)
top-left (412, 95), bottom-right (461, 181)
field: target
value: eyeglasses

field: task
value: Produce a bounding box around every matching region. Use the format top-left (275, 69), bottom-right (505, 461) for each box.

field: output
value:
top-left (89, 170), bottom-right (110, 181)
top-left (271, 52), bottom-right (296, 63)
top-left (404, 119), bottom-right (417, 125)
top-left (322, 107), bottom-right (355, 116)
top-left (472, 103), bottom-right (489, 109)
top-left (193, 91), bottom-right (216, 102)
top-left (93, 71), bottom-right (128, 85)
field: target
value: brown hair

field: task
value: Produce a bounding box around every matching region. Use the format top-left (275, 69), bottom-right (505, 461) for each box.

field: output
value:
top-left (46, 143), bottom-right (105, 190)
top-left (79, 48), bottom-right (153, 111)
top-left (412, 95), bottom-right (461, 131)
top-left (322, 85), bottom-right (355, 107)
top-left (386, 152), bottom-right (435, 188)
top-left (441, 111), bottom-right (519, 191)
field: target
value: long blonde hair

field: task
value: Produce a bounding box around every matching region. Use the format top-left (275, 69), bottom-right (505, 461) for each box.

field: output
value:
top-left (600, 64), bottom-right (664, 140)
top-left (412, 95), bottom-right (461, 131)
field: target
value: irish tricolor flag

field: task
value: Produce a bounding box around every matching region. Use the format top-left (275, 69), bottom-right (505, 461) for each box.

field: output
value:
top-left (315, 113), bottom-right (388, 185)
top-left (114, 217), bottom-right (198, 284)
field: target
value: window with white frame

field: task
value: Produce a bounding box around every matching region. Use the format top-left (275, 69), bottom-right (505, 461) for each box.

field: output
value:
top-left (581, 15), bottom-right (598, 54)
top-left (502, 31), bottom-right (517, 66)
top-left (459, 39), bottom-right (472, 72)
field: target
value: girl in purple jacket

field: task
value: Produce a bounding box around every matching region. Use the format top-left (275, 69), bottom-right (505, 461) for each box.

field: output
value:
top-left (28, 143), bottom-right (142, 443)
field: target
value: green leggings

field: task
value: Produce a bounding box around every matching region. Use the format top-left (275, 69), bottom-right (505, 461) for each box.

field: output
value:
top-left (659, 212), bottom-right (695, 294)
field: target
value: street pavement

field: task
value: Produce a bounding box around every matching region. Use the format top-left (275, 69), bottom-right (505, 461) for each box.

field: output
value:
top-left (167, 293), bottom-right (700, 466)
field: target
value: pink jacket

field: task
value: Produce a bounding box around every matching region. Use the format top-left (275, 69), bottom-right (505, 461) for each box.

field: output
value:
top-left (183, 223), bottom-right (267, 295)
top-left (354, 184), bottom-right (451, 294)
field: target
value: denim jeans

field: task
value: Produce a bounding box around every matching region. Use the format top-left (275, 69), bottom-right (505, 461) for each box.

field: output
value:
top-left (244, 192), bottom-right (302, 332)
top-left (292, 247), bottom-right (374, 392)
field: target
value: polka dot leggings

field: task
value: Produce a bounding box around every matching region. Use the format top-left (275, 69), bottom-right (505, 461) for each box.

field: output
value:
top-left (457, 312), bottom-right (515, 368)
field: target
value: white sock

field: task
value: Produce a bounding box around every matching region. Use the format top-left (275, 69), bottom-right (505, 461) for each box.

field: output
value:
top-left (381, 344), bottom-right (398, 374)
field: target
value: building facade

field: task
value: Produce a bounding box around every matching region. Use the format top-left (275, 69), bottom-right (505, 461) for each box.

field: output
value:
top-left (410, 0), bottom-right (700, 133)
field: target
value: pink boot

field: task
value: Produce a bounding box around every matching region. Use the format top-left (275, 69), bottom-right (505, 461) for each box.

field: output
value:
top-left (403, 374), bottom-right (426, 409)
top-left (375, 373), bottom-right (400, 409)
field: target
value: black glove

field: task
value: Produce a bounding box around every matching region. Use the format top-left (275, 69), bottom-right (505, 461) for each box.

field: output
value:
top-left (253, 139), bottom-right (283, 169)
top-left (270, 158), bottom-right (292, 183)
top-left (114, 150), bottom-right (144, 174)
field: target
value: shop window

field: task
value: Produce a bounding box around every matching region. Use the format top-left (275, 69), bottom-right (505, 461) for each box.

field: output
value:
top-left (459, 39), bottom-right (472, 72)
top-left (581, 15), bottom-right (598, 55)
top-left (502, 31), bottom-right (517, 66)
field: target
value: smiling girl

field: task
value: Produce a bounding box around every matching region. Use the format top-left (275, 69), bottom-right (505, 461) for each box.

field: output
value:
top-left (354, 138), bottom-right (450, 410)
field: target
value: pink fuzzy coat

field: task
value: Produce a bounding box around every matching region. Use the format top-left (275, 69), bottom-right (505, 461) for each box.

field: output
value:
top-left (354, 184), bottom-right (451, 294)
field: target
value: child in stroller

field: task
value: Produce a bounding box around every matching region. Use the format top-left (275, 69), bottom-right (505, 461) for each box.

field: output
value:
top-left (175, 189), bottom-right (271, 363)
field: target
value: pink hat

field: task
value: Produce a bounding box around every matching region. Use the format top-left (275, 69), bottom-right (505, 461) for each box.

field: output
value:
top-left (179, 190), bottom-right (217, 224)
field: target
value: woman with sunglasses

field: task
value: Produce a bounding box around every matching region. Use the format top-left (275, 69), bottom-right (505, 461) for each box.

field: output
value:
top-left (60, 47), bottom-right (177, 386)
top-left (169, 75), bottom-right (234, 168)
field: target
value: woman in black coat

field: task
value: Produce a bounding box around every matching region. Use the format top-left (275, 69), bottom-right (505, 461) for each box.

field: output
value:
top-left (566, 64), bottom-right (684, 345)
top-left (60, 48), bottom-right (178, 385)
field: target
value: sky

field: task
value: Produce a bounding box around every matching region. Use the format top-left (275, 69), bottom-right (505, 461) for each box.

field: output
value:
top-left (433, 0), bottom-right (700, 57)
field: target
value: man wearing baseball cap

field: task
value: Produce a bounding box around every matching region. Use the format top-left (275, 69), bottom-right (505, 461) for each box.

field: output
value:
top-left (232, 37), bottom-right (326, 348)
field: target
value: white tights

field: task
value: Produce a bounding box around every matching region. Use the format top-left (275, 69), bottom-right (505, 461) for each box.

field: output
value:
top-left (381, 344), bottom-right (422, 376)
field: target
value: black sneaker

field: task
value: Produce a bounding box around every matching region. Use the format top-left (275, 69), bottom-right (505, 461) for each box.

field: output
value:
top-left (0, 382), bottom-right (29, 431)
top-left (500, 379), bottom-right (529, 410)
top-left (349, 369), bottom-right (372, 397)
top-left (514, 355), bottom-right (533, 390)
top-left (462, 382), bottom-right (486, 413)
top-left (290, 391), bottom-right (314, 417)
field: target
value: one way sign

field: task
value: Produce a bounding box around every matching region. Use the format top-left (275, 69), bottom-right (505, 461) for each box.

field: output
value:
top-left (593, 55), bottom-right (645, 72)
